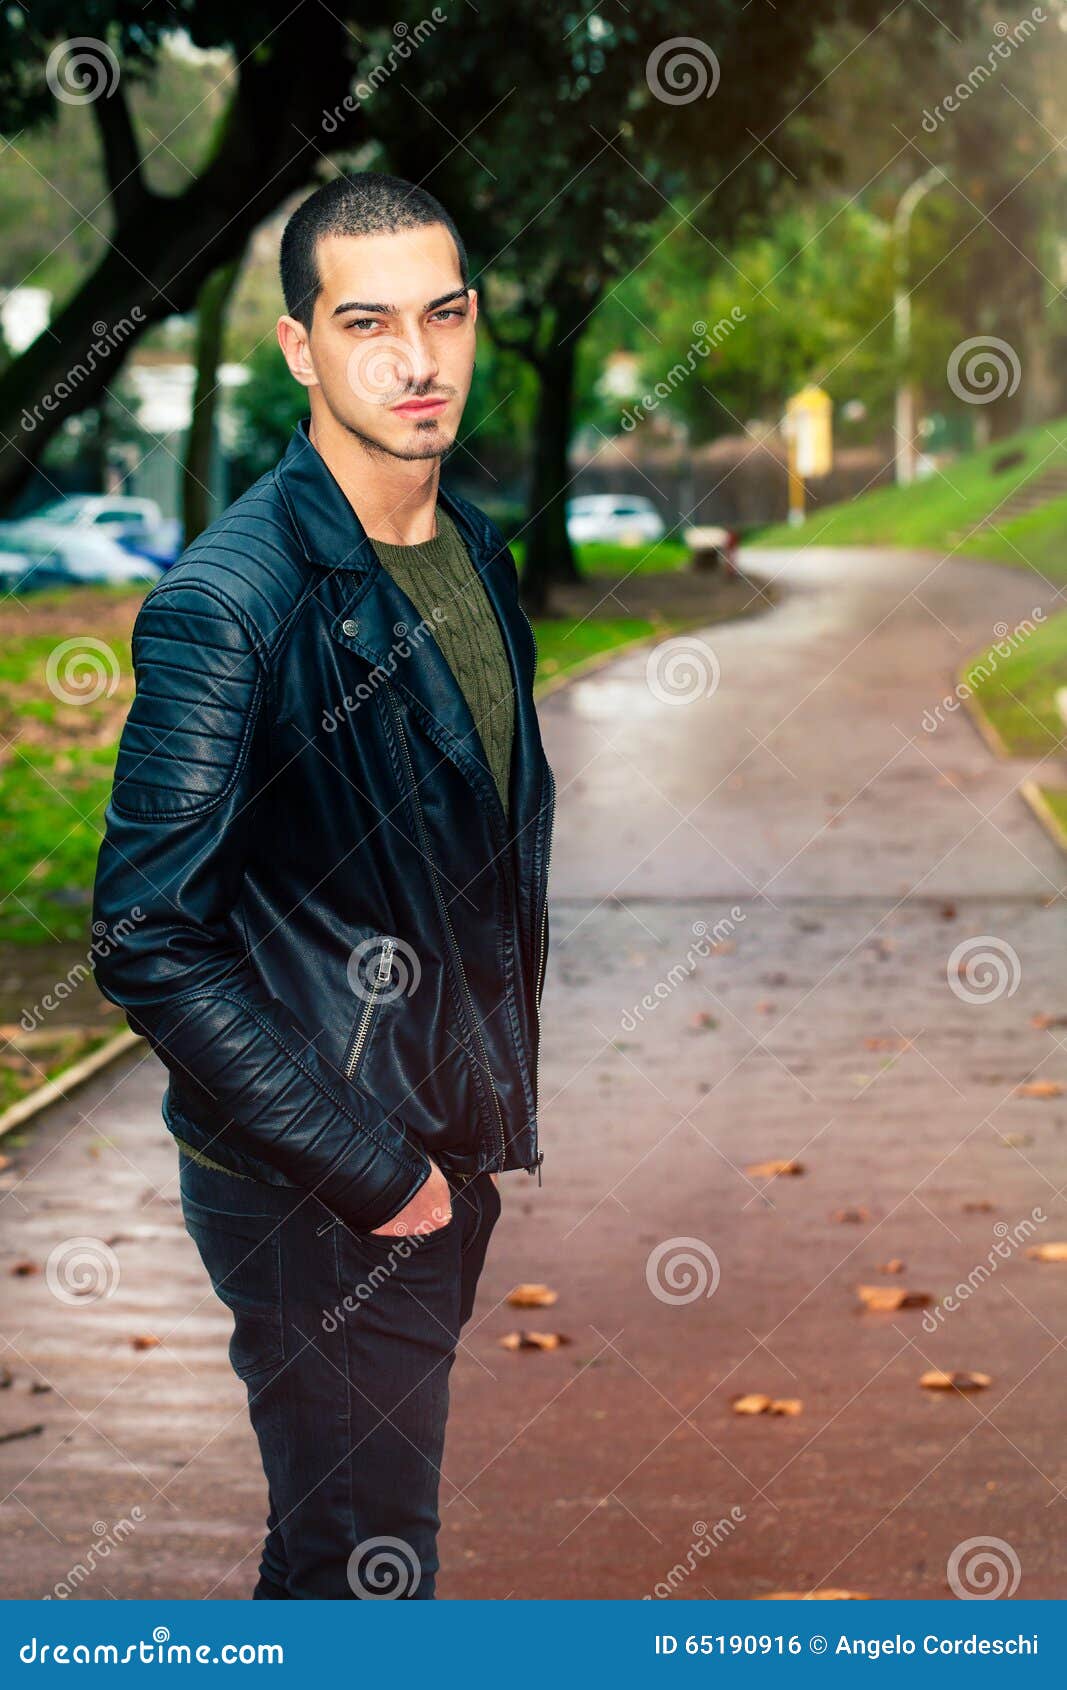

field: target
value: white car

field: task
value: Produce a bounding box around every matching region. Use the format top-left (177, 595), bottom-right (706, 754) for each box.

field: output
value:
top-left (27, 494), bottom-right (165, 541)
top-left (566, 494), bottom-right (666, 546)
top-left (0, 523), bottom-right (162, 592)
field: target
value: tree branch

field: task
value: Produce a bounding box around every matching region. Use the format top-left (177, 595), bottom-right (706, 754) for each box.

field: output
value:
top-left (90, 78), bottom-right (148, 225)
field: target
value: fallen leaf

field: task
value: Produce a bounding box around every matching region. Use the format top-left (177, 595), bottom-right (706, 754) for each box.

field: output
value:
top-left (1000, 1132), bottom-right (1033, 1148)
top-left (1027, 1242), bottom-right (1067, 1262)
top-left (10, 1260), bottom-right (38, 1277)
top-left (832, 1206), bottom-right (871, 1224)
top-left (754, 1000), bottom-right (776, 1015)
top-left (0, 1424), bottom-right (44, 1445)
top-left (1031, 1013), bottom-right (1067, 1030)
top-left (746, 1159), bottom-right (805, 1179)
top-left (731, 1394), bottom-right (803, 1417)
top-left (919, 1369), bottom-right (992, 1392)
top-left (863, 1036), bottom-right (910, 1053)
top-left (963, 1200), bottom-right (995, 1213)
top-left (498, 1330), bottom-right (571, 1351)
top-left (1017, 1080), bottom-right (1064, 1098)
top-left (940, 903), bottom-right (957, 921)
top-left (877, 1259), bottom-right (905, 1275)
top-left (0, 1154), bottom-right (9, 1172)
top-left (760, 1590), bottom-right (871, 1601)
top-left (130, 1334), bottom-right (160, 1352)
top-left (506, 1283), bottom-right (559, 1308)
top-left (857, 1285), bottom-right (931, 1311)
top-left (689, 1011), bottom-right (717, 1031)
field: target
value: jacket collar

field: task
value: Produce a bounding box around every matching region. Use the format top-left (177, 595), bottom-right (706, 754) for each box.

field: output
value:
top-left (274, 417), bottom-right (490, 574)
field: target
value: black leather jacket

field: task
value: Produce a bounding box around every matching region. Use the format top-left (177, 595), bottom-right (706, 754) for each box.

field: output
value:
top-left (92, 421), bottom-right (554, 1231)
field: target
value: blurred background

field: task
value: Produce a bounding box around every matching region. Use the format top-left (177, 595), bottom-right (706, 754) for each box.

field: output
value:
top-left (4, 0), bottom-right (1067, 1601)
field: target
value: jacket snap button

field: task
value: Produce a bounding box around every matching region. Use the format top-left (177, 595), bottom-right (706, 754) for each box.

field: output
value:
top-left (341, 618), bottom-right (359, 637)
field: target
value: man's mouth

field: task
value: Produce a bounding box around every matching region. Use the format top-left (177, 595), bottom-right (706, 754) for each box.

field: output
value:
top-left (390, 396), bottom-right (449, 418)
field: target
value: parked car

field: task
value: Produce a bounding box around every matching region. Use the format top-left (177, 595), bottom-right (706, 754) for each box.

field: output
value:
top-left (10, 494), bottom-right (183, 568)
top-left (566, 493), bottom-right (666, 546)
top-left (0, 524), bottom-right (163, 594)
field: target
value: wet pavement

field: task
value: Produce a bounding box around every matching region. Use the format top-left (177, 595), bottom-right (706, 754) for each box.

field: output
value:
top-left (3, 546), bottom-right (1067, 1600)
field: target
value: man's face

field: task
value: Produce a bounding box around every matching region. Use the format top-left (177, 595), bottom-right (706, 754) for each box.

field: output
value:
top-left (280, 223), bottom-right (477, 461)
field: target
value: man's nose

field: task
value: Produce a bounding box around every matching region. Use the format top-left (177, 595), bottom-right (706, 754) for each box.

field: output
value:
top-left (397, 329), bottom-right (438, 390)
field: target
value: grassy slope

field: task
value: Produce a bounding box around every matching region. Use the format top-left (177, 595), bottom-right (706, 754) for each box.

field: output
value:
top-left (753, 418), bottom-right (1067, 572)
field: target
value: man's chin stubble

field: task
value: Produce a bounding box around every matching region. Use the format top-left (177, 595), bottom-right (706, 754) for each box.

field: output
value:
top-left (342, 416), bottom-right (456, 463)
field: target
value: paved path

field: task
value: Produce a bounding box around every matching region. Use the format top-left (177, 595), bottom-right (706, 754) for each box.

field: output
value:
top-left (3, 547), bottom-right (1067, 1600)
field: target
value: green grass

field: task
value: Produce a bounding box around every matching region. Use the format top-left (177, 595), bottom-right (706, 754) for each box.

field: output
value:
top-left (752, 418), bottom-right (1067, 567)
top-left (512, 536), bottom-right (690, 576)
top-left (961, 612), bottom-right (1067, 759)
top-left (1033, 785), bottom-right (1067, 840)
top-left (532, 616), bottom-right (675, 684)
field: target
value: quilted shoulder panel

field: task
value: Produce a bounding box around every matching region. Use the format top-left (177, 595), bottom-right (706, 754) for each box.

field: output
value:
top-left (111, 582), bottom-right (265, 820)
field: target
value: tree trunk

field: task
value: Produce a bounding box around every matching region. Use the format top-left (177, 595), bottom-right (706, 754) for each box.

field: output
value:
top-left (521, 334), bottom-right (580, 615)
top-left (183, 251), bottom-right (246, 546)
top-left (0, 13), bottom-right (366, 507)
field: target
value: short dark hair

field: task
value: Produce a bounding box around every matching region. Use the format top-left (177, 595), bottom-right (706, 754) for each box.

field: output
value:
top-left (280, 172), bottom-right (469, 331)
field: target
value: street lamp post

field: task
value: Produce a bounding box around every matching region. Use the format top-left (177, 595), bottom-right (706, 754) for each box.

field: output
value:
top-left (893, 165), bottom-right (951, 487)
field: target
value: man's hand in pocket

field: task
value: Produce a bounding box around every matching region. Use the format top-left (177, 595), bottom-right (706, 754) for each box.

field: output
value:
top-left (371, 1158), bottom-right (452, 1237)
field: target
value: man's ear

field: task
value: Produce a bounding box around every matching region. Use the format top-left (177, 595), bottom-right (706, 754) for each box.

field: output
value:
top-left (468, 288), bottom-right (478, 329)
top-left (277, 315), bottom-right (319, 390)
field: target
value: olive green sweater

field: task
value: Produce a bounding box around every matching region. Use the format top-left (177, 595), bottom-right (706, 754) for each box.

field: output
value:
top-left (174, 504), bottom-right (515, 1180)
top-left (369, 507), bottom-right (515, 815)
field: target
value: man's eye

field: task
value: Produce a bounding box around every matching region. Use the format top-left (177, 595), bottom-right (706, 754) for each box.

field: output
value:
top-left (429, 309), bottom-right (464, 323)
top-left (346, 318), bottom-right (379, 332)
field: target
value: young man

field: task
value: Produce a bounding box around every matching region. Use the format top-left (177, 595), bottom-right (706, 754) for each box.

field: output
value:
top-left (92, 174), bottom-right (554, 1600)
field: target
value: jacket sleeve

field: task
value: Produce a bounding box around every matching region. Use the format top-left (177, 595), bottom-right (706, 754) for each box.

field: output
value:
top-left (91, 577), bottom-right (430, 1231)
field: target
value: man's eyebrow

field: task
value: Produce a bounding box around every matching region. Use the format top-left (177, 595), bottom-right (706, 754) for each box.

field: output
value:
top-left (332, 287), bottom-right (469, 319)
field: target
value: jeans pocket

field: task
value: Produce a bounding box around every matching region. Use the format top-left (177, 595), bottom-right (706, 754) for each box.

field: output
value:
top-left (181, 1191), bottom-right (286, 1384)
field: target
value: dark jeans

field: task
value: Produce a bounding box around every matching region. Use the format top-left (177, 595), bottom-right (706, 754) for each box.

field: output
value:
top-left (178, 1150), bottom-right (501, 1599)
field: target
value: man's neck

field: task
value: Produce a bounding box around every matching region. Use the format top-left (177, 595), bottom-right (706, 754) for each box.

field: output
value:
top-left (308, 408), bottom-right (441, 545)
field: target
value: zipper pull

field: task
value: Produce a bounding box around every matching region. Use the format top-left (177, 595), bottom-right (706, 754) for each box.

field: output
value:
top-left (526, 1150), bottom-right (544, 1186)
top-left (376, 938), bottom-right (396, 984)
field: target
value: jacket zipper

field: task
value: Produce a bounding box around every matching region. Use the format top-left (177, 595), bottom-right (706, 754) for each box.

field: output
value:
top-left (387, 688), bottom-right (508, 1167)
top-left (343, 937), bottom-right (395, 1080)
top-left (518, 591), bottom-right (555, 1181)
